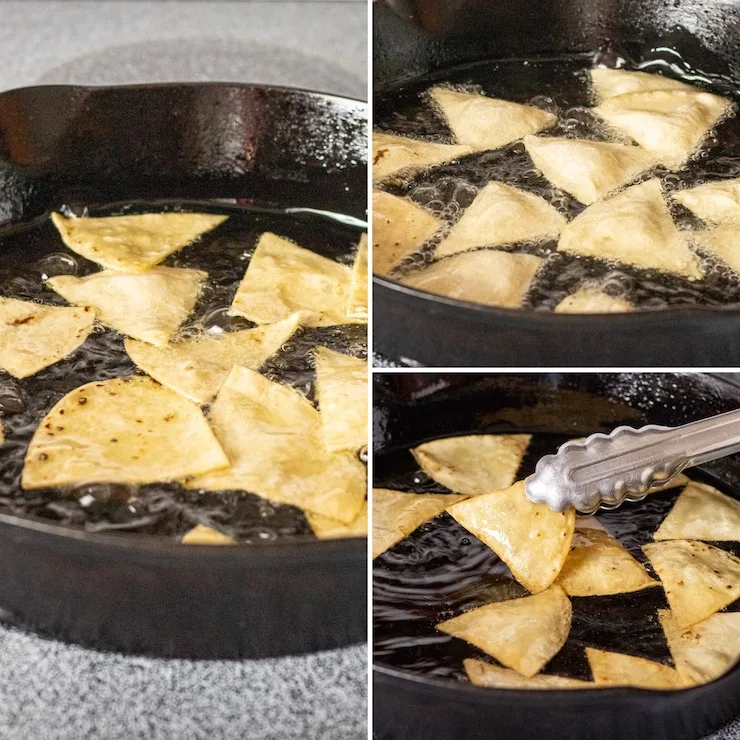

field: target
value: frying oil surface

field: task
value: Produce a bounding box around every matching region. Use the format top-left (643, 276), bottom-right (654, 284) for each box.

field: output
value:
top-left (0, 201), bottom-right (366, 541)
top-left (375, 54), bottom-right (740, 310)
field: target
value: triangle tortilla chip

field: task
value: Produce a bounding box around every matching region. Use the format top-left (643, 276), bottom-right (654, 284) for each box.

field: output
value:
top-left (372, 488), bottom-right (465, 559)
top-left (586, 647), bottom-right (685, 689)
top-left (307, 500), bottom-right (368, 540)
top-left (51, 212), bottom-right (227, 273)
top-left (594, 89), bottom-right (731, 170)
top-left (181, 524), bottom-right (235, 545)
top-left (659, 608), bottom-right (740, 686)
top-left (372, 189), bottom-right (440, 275)
top-left (674, 179), bottom-right (740, 226)
top-left (47, 266), bottom-right (206, 347)
top-left (314, 346), bottom-right (367, 453)
top-left (643, 540), bottom-right (740, 629)
top-left (435, 182), bottom-right (566, 258)
top-left (347, 234), bottom-right (368, 322)
top-left (124, 313), bottom-right (301, 404)
top-left (554, 288), bottom-right (633, 313)
top-left (437, 586), bottom-right (572, 678)
top-left (447, 480), bottom-right (576, 593)
top-left (402, 250), bottom-right (543, 308)
top-left (690, 229), bottom-right (740, 275)
top-left (0, 297), bottom-right (95, 378)
top-left (555, 527), bottom-right (657, 596)
top-left (590, 68), bottom-right (694, 103)
top-left (654, 480), bottom-right (740, 541)
top-left (411, 434), bottom-right (531, 496)
top-left (22, 375), bottom-right (229, 489)
top-left (430, 87), bottom-right (556, 152)
top-left (523, 135), bottom-right (655, 205)
top-left (464, 658), bottom-right (593, 689)
top-left (185, 367), bottom-right (365, 524)
top-left (558, 179), bottom-right (702, 279)
top-left (372, 132), bottom-right (472, 181)
top-left (229, 232), bottom-right (356, 327)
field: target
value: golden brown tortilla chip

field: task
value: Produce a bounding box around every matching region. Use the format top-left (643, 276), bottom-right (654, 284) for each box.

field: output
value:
top-left (437, 586), bottom-right (571, 678)
top-left (590, 68), bottom-right (694, 103)
top-left (181, 524), bottom-right (235, 545)
top-left (464, 659), bottom-right (594, 689)
top-left (447, 480), bottom-right (576, 593)
top-left (51, 212), bottom-right (227, 273)
top-left (307, 501), bottom-right (368, 540)
top-left (586, 647), bottom-right (685, 689)
top-left (411, 434), bottom-right (531, 495)
top-left (22, 376), bottom-right (229, 489)
top-left (347, 234), bottom-right (368, 322)
top-left (185, 367), bottom-right (365, 524)
top-left (372, 132), bottom-right (472, 181)
top-left (0, 297), bottom-right (96, 378)
top-left (674, 179), bottom-right (740, 226)
top-left (554, 288), bottom-right (633, 313)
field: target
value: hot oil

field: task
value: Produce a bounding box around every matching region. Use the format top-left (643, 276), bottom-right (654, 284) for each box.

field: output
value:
top-left (374, 53), bottom-right (740, 310)
top-left (0, 201), bottom-right (367, 542)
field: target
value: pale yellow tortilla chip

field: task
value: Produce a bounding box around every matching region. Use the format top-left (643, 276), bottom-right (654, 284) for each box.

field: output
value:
top-left (654, 481), bottom-right (740, 541)
top-left (659, 608), bottom-right (740, 686)
top-left (372, 488), bottom-right (465, 559)
top-left (594, 89), bottom-right (731, 169)
top-left (447, 480), bottom-right (576, 593)
top-left (307, 501), bottom-right (368, 540)
top-left (690, 229), bottom-right (740, 275)
top-left (124, 314), bottom-right (300, 404)
top-left (372, 132), bottom-right (472, 181)
top-left (430, 87), bottom-right (556, 152)
top-left (411, 434), bottom-right (531, 496)
top-left (586, 647), bottom-right (685, 689)
top-left (558, 179), bottom-right (702, 279)
top-left (555, 527), bottom-right (656, 596)
top-left (185, 367), bottom-right (365, 524)
top-left (401, 250), bottom-right (543, 308)
top-left (47, 266), bottom-right (206, 347)
top-left (437, 586), bottom-right (571, 678)
top-left (674, 179), bottom-right (740, 226)
top-left (314, 346), bottom-right (367, 453)
top-left (554, 287), bottom-right (633, 314)
top-left (181, 524), bottom-right (235, 545)
top-left (464, 658), bottom-right (594, 689)
top-left (22, 375), bottom-right (229, 489)
top-left (372, 189), bottom-right (440, 275)
top-left (0, 297), bottom-right (96, 378)
top-left (347, 234), bottom-right (368, 322)
top-left (435, 182), bottom-right (566, 258)
top-left (643, 540), bottom-right (740, 630)
top-left (523, 135), bottom-right (655, 205)
top-left (51, 212), bottom-right (227, 273)
top-left (590, 68), bottom-right (694, 103)
top-left (228, 232), bottom-right (355, 327)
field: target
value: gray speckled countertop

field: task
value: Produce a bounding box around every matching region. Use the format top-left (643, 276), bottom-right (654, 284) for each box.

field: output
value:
top-left (0, 3), bottom-right (367, 739)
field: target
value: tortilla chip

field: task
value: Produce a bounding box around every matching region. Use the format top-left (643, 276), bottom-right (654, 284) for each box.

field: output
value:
top-left (372, 488), bottom-right (465, 559)
top-left (51, 212), bottom-right (227, 273)
top-left (554, 288), bottom-right (633, 313)
top-left (185, 367), bottom-right (365, 524)
top-left (124, 313), bottom-right (300, 404)
top-left (347, 234), bottom-right (368, 322)
top-left (586, 647), bottom-right (685, 689)
top-left (555, 527), bottom-right (656, 596)
top-left (437, 586), bottom-right (572, 678)
top-left (228, 232), bottom-right (355, 327)
top-left (0, 419), bottom-right (4, 445)
top-left (523, 135), bottom-right (654, 205)
top-left (372, 132), bottom-right (472, 181)
top-left (643, 540), bottom-right (740, 629)
top-left (447, 480), bottom-right (576, 593)
top-left (181, 524), bottom-right (235, 545)
top-left (401, 250), bottom-right (543, 308)
top-left (659, 608), bottom-right (740, 686)
top-left (594, 89), bottom-right (731, 170)
top-left (314, 347), bottom-right (367, 453)
top-left (464, 658), bottom-right (593, 689)
top-left (590, 68), bottom-right (694, 103)
top-left (690, 229), bottom-right (740, 275)
top-left (430, 87), bottom-right (556, 152)
top-left (47, 266), bottom-right (206, 347)
top-left (411, 434), bottom-right (531, 496)
top-left (307, 501), bottom-right (368, 540)
top-left (22, 375), bottom-right (229, 489)
top-left (558, 179), bottom-right (702, 279)
top-left (0, 297), bottom-right (95, 378)
top-left (674, 179), bottom-right (740, 226)
top-left (435, 182), bottom-right (566, 258)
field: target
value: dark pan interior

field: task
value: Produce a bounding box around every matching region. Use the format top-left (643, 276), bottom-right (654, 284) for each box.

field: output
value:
top-left (373, 373), bottom-right (740, 740)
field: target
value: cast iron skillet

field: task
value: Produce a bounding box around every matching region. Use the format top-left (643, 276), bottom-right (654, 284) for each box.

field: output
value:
top-left (373, 0), bottom-right (740, 367)
top-left (0, 83), bottom-right (367, 659)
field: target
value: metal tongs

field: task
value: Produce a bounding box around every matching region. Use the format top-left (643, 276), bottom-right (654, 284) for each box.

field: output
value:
top-left (525, 408), bottom-right (740, 513)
